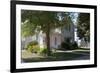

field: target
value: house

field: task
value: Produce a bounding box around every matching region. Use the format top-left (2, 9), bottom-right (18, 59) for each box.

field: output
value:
top-left (21, 22), bottom-right (75, 49)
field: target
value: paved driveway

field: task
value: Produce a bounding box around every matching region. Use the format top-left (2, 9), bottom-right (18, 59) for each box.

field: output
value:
top-left (55, 49), bottom-right (90, 60)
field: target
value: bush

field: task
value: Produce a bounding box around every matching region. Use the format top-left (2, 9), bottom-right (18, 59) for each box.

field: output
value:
top-left (61, 38), bottom-right (72, 50)
top-left (32, 41), bottom-right (38, 45)
top-left (38, 48), bottom-right (48, 56)
top-left (61, 42), bottom-right (71, 50)
top-left (28, 45), bottom-right (33, 52)
top-left (61, 38), bottom-right (78, 50)
top-left (27, 41), bottom-right (39, 53)
top-left (32, 45), bottom-right (40, 53)
top-left (72, 42), bottom-right (78, 49)
top-left (27, 41), bottom-right (37, 48)
top-left (28, 41), bottom-right (38, 46)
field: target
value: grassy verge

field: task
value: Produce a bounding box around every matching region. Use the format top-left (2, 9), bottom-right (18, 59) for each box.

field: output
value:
top-left (77, 48), bottom-right (90, 50)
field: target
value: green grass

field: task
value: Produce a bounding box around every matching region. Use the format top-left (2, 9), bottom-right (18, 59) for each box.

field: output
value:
top-left (77, 48), bottom-right (90, 50)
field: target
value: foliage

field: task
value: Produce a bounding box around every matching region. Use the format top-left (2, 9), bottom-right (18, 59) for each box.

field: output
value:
top-left (27, 41), bottom-right (48, 56)
top-left (27, 41), bottom-right (39, 53)
top-left (61, 38), bottom-right (72, 50)
top-left (27, 41), bottom-right (38, 46)
top-left (72, 42), bottom-right (78, 49)
top-left (27, 45), bottom-right (40, 53)
top-left (32, 41), bottom-right (38, 45)
top-left (27, 45), bottom-right (33, 53)
top-left (61, 38), bottom-right (78, 50)
top-left (77, 13), bottom-right (90, 42)
top-left (21, 11), bottom-right (72, 37)
top-left (38, 48), bottom-right (48, 56)
top-left (21, 10), bottom-right (59, 35)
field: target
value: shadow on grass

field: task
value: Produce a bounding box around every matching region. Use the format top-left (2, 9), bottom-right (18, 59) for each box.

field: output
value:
top-left (22, 51), bottom-right (90, 63)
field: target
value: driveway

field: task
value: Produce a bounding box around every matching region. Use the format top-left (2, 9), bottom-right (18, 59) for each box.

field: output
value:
top-left (55, 49), bottom-right (90, 60)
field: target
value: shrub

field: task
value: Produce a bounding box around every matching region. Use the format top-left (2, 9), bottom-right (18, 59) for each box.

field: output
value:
top-left (61, 38), bottom-right (72, 50)
top-left (27, 41), bottom-right (39, 53)
top-left (61, 38), bottom-right (78, 50)
top-left (61, 42), bottom-right (71, 50)
top-left (32, 41), bottom-right (38, 45)
top-left (32, 45), bottom-right (40, 53)
top-left (27, 41), bottom-right (38, 46)
top-left (27, 45), bottom-right (40, 53)
top-left (72, 42), bottom-right (78, 49)
top-left (38, 48), bottom-right (48, 56)
top-left (27, 45), bottom-right (33, 52)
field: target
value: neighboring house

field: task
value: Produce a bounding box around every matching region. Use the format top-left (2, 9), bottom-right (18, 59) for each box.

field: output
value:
top-left (74, 28), bottom-right (90, 48)
top-left (21, 22), bottom-right (75, 49)
top-left (77, 39), bottom-right (90, 48)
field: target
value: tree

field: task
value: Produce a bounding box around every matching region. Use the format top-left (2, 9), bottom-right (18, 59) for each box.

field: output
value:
top-left (21, 10), bottom-right (72, 56)
top-left (77, 13), bottom-right (90, 42)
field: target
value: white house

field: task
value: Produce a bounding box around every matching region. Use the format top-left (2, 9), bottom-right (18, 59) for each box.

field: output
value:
top-left (21, 22), bottom-right (75, 49)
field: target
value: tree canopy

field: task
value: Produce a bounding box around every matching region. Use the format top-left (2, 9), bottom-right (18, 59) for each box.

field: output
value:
top-left (21, 10), bottom-right (72, 37)
top-left (77, 13), bottom-right (90, 42)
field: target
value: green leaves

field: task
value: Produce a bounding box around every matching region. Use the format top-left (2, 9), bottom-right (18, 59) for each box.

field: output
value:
top-left (21, 10), bottom-right (73, 37)
top-left (21, 20), bottom-right (40, 37)
top-left (77, 13), bottom-right (90, 41)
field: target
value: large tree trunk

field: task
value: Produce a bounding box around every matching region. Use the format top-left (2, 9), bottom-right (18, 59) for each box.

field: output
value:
top-left (46, 24), bottom-right (51, 56)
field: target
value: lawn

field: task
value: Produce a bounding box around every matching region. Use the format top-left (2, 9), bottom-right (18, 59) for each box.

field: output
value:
top-left (22, 49), bottom-right (90, 63)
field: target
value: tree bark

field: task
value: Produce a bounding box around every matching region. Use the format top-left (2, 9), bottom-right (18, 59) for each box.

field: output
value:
top-left (46, 24), bottom-right (51, 56)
